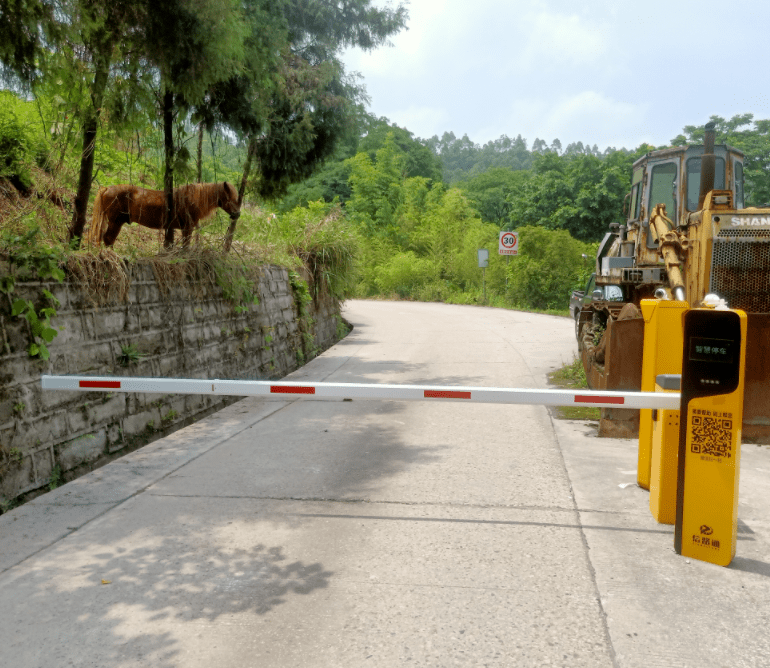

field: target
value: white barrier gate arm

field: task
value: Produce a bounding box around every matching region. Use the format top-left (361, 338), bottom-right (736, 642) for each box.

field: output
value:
top-left (40, 375), bottom-right (680, 410)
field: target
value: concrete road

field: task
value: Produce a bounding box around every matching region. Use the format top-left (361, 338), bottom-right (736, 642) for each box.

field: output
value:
top-left (1, 300), bottom-right (769, 667)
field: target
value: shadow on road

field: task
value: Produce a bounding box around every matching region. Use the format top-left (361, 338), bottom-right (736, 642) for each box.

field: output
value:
top-left (5, 515), bottom-right (334, 667)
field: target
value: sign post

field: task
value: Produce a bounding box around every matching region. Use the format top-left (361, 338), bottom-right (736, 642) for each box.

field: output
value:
top-left (499, 231), bottom-right (518, 256)
top-left (477, 249), bottom-right (489, 303)
top-left (499, 231), bottom-right (518, 290)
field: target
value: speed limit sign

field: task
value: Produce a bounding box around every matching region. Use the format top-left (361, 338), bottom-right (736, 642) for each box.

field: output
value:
top-left (499, 230), bottom-right (519, 255)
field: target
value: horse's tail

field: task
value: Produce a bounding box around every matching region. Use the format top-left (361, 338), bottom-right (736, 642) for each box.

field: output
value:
top-left (87, 188), bottom-right (107, 246)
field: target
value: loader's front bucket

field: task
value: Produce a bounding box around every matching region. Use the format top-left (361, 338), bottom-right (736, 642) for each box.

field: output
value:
top-left (743, 314), bottom-right (770, 441)
top-left (584, 312), bottom-right (770, 442)
top-left (581, 316), bottom-right (645, 438)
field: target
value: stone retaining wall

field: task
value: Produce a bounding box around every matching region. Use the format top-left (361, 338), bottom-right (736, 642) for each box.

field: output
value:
top-left (0, 261), bottom-right (341, 507)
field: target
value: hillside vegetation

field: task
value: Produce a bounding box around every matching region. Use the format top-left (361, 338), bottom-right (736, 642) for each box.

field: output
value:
top-left (2, 2), bottom-right (770, 316)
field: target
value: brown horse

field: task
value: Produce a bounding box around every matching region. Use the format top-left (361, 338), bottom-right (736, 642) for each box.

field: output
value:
top-left (87, 182), bottom-right (240, 248)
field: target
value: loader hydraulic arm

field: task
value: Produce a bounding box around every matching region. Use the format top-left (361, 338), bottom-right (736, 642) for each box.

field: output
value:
top-left (649, 203), bottom-right (688, 301)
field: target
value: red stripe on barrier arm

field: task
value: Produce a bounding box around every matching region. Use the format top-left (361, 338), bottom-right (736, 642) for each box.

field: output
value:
top-left (424, 390), bottom-right (472, 399)
top-left (270, 385), bottom-right (316, 395)
top-left (574, 394), bottom-right (624, 405)
top-left (79, 380), bottom-right (121, 389)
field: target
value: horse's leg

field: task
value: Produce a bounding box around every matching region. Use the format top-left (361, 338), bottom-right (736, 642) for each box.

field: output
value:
top-left (103, 219), bottom-right (125, 246)
top-left (181, 220), bottom-right (193, 248)
top-left (103, 207), bottom-right (133, 246)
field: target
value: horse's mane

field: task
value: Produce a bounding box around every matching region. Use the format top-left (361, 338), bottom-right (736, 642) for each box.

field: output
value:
top-left (86, 186), bottom-right (109, 246)
top-left (175, 182), bottom-right (237, 219)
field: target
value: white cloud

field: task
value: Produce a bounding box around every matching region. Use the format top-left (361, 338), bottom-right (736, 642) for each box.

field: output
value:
top-left (342, 0), bottom-right (463, 79)
top-left (515, 10), bottom-right (611, 72)
top-left (499, 92), bottom-right (649, 149)
top-left (380, 104), bottom-right (452, 138)
top-left (341, 0), bottom-right (770, 152)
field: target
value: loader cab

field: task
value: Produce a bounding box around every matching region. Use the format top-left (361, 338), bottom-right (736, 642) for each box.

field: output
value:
top-left (627, 144), bottom-right (745, 248)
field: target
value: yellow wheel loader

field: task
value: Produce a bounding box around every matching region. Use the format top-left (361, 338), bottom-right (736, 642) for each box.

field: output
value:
top-left (577, 122), bottom-right (770, 439)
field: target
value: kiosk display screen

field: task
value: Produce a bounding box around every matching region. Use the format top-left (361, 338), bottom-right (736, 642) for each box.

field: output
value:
top-left (689, 338), bottom-right (734, 365)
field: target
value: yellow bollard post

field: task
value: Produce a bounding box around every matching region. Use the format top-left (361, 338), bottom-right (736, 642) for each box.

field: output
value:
top-left (638, 300), bottom-right (688, 490)
top-left (674, 308), bottom-right (746, 567)
top-left (649, 374), bottom-right (680, 524)
top-left (638, 301), bottom-right (656, 490)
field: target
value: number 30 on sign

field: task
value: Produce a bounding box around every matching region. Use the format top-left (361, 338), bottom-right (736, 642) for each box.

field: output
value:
top-left (499, 231), bottom-right (518, 255)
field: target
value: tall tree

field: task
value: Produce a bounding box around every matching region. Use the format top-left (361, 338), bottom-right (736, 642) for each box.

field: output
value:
top-left (141, 0), bottom-right (246, 247)
top-left (0, 0), bottom-right (53, 85)
top-left (0, 2), bottom-right (126, 248)
top-left (253, 0), bottom-right (409, 198)
top-left (425, 132), bottom-right (479, 183)
top-left (455, 167), bottom-right (529, 226)
top-left (507, 149), bottom-right (632, 242)
top-left (211, 0), bottom-right (408, 250)
top-left (425, 132), bottom-right (535, 183)
top-left (358, 118), bottom-right (442, 181)
top-left (64, 0), bottom-right (147, 247)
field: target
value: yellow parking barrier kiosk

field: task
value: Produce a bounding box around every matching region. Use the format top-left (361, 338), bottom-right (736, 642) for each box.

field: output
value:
top-left (638, 300), bottom-right (688, 490)
top-left (649, 373), bottom-right (681, 524)
top-left (674, 308), bottom-right (746, 567)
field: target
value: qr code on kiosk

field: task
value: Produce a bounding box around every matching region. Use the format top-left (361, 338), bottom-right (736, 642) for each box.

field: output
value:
top-left (691, 416), bottom-right (732, 457)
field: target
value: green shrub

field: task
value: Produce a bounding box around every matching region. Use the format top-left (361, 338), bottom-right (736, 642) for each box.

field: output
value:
top-left (506, 227), bottom-right (597, 310)
top-left (0, 92), bottom-right (49, 190)
top-left (0, 112), bottom-right (32, 190)
top-left (374, 252), bottom-right (437, 297)
top-left (236, 201), bottom-right (358, 303)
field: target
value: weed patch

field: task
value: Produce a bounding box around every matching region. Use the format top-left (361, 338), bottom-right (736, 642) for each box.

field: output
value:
top-left (547, 356), bottom-right (600, 421)
top-left (118, 343), bottom-right (145, 367)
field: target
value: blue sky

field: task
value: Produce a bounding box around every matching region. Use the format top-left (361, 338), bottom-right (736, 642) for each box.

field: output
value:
top-left (342, 0), bottom-right (770, 151)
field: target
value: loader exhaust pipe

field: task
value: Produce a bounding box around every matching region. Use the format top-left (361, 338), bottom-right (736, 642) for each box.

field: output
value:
top-left (697, 121), bottom-right (717, 210)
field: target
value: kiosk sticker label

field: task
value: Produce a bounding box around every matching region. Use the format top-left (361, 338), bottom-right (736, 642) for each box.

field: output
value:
top-left (693, 525), bottom-right (720, 549)
top-left (690, 411), bottom-right (733, 460)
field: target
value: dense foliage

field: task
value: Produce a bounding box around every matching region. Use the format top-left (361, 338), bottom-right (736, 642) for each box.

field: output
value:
top-left (0, 0), bottom-right (407, 246)
top-left (3, 4), bottom-right (770, 315)
top-left (342, 132), bottom-right (596, 308)
top-left (506, 150), bottom-right (638, 242)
